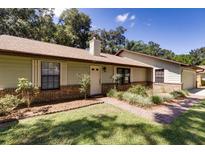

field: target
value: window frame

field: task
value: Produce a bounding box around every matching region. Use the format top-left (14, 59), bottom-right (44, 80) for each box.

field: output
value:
top-left (41, 61), bottom-right (60, 90)
top-left (155, 69), bottom-right (164, 83)
top-left (117, 68), bottom-right (131, 85)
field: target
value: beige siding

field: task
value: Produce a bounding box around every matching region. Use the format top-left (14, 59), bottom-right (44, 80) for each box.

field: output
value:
top-left (132, 67), bottom-right (147, 82)
top-left (67, 61), bottom-right (90, 85)
top-left (0, 54), bottom-right (152, 89)
top-left (147, 68), bottom-right (153, 82)
top-left (182, 69), bottom-right (196, 89)
top-left (164, 66), bottom-right (182, 83)
top-left (120, 52), bottom-right (182, 83)
top-left (34, 59), bottom-right (115, 86)
top-left (101, 65), bottom-right (114, 83)
top-left (197, 74), bottom-right (201, 87)
top-left (0, 55), bottom-right (32, 89)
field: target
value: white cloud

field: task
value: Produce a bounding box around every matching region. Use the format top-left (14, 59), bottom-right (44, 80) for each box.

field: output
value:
top-left (54, 8), bottom-right (66, 17)
top-left (130, 22), bottom-right (135, 28)
top-left (116, 13), bottom-right (129, 23)
top-left (91, 24), bottom-right (98, 30)
top-left (130, 15), bottom-right (135, 20)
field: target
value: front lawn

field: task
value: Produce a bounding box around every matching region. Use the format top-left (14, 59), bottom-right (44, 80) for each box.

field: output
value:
top-left (0, 101), bottom-right (205, 144)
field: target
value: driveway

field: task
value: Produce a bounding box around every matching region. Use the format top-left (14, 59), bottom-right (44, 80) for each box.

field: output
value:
top-left (188, 88), bottom-right (205, 99)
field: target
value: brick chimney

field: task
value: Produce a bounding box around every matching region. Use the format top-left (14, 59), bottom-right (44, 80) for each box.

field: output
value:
top-left (89, 37), bottom-right (101, 56)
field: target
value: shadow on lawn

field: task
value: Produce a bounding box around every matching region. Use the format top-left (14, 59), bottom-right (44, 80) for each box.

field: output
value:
top-left (0, 102), bottom-right (205, 144)
top-left (159, 101), bottom-right (205, 144)
top-left (0, 115), bottom-right (160, 145)
top-left (154, 98), bottom-right (201, 124)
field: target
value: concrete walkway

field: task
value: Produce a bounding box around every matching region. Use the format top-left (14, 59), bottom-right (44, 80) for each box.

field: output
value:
top-left (98, 92), bottom-right (203, 124)
top-left (188, 88), bottom-right (205, 99)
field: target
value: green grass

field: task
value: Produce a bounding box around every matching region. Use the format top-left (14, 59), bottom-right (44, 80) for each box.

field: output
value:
top-left (0, 101), bottom-right (205, 144)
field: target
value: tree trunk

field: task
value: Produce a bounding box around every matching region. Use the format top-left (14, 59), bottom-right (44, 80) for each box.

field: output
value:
top-left (84, 92), bottom-right (87, 100)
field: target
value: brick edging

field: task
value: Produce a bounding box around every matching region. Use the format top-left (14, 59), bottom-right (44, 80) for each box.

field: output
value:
top-left (0, 101), bottom-right (104, 124)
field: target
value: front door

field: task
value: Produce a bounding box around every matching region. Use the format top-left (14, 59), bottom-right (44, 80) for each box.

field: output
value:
top-left (90, 66), bottom-right (101, 95)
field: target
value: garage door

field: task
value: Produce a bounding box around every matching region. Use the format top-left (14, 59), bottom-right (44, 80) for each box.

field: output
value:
top-left (182, 69), bottom-right (196, 89)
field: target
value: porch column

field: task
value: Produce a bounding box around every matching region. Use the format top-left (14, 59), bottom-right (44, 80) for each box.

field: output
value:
top-left (152, 68), bottom-right (155, 83)
top-left (32, 60), bottom-right (41, 87)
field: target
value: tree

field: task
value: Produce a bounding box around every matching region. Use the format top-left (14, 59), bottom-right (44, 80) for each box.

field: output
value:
top-left (125, 40), bottom-right (175, 60)
top-left (92, 26), bottom-right (127, 54)
top-left (1, 8), bottom-right (204, 65)
top-left (15, 78), bottom-right (39, 108)
top-left (144, 41), bottom-right (161, 56)
top-left (79, 74), bottom-right (90, 99)
top-left (158, 49), bottom-right (175, 60)
top-left (0, 95), bottom-right (22, 116)
top-left (0, 8), bottom-right (56, 42)
top-left (34, 9), bottom-right (56, 42)
top-left (173, 54), bottom-right (193, 65)
top-left (55, 8), bottom-right (91, 49)
top-left (189, 47), bottom-right (205, 65)
top-left (125, 40), bottom-right (146, 52)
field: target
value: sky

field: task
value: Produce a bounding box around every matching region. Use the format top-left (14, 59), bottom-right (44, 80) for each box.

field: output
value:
top-left (54, 8), bottom-right (205, 54)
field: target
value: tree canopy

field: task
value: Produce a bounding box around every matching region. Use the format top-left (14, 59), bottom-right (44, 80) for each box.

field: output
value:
top-left (55, 8), bottom-right (91, 48)
top-left (91, 26), bottom-right (127, 54)
top-left (0, 8), bottom-right (56, 42)
top-left (0, 8), bottom-right (204, 65)
top-left (125, 40), bottom-right (175, 59)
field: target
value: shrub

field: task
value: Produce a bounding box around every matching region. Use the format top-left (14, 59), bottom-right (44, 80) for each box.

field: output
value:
top-left (151, 95), bottom-right (163, 104)
top-left (78, 74), bottom-right (90, 99)
top-left (170, 90), bottom-right (187, 98)
top-left (128, 85), bottom-right (148, 96)
top-left (182, 89), bottom-right (189, 96)
top-left (15, 78), bottom-right (39, 108)
top-left (116, 92), bottom-right (123, 100)
top-left (122, 92), bottom-right (152, 107)
top-left (107, 88), bottom-right (117, 97)
top-left (157, 93), bottom-right (174, 102)
top-left (107, 89), bottom-right (123, 100)
top-left (146, 89), bottom-right (153, 97)
top-left (0, 95), bottom-right (22, 116)
top-left (122, 92), bottom-right (136, 102)
top-left (132, 95), bottom-right (152, 107)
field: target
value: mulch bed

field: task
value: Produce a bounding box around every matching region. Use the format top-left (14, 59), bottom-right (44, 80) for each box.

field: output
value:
top-left (0, 99), bottom-right (104, 124)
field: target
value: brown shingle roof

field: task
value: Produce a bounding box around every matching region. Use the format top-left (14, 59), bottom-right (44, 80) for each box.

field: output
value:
top-left (0, 35), bottom-right (150, 68)
top-left (116, 49), bottom-right (189, 66)
top-left (196, 65), bottom-right (205, 73)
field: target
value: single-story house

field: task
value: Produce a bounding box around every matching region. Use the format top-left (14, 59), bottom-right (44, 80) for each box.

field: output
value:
top-left (0, 35), bottom-right (198, 103)
top-left (116, 49), bottom-right (198, 90)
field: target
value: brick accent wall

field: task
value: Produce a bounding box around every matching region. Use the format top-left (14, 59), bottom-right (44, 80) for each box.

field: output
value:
top-left (34, 85), bottom-right (87, 103)
top-left (0, 82), bottom-right (181, 104)
top-left (102, 81), bottom-right (150, 95)
top-left (0, 85), bottom-right (88, 104)
top-left (0, 88), bottom-right (16, 97)
top-left (152, 83), bottom-right (182, 93)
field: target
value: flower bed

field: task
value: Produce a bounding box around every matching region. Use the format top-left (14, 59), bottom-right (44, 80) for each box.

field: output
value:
top-left (107, 85), bottom-right (188, 107)
top-left (0, 99), bottom-right (104, 124)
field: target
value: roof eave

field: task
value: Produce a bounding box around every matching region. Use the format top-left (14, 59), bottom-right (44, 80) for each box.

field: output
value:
top-left (0, 49), bottom-right (150, 69)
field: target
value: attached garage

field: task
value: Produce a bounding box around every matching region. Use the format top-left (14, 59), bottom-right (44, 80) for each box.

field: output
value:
top-left (182, 69), bottom-right (197, 89)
